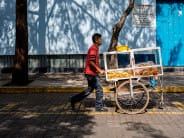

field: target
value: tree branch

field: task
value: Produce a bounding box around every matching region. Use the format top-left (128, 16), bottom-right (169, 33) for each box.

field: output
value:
top-left (108, 0), bottom-right (134, 52)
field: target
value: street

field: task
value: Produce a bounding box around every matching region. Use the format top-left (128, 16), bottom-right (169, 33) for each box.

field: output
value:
top-left (0, 92), bottom-right (184, 138)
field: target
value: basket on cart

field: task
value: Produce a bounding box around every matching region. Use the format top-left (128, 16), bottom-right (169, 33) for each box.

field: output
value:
top-left (103, 47), bottom-right (164, 114)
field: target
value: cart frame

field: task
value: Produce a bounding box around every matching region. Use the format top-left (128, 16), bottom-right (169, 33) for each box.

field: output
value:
top-left (103, 47), bottom-right (164, 114)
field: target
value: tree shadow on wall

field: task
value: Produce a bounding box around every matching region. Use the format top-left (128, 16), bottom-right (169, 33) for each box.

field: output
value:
top-left (1, 0), bottom-right (146, 55)
top-left (168, 40), bottom-right (183, 66)
top-left (156, 0), bottom-right (184, 66)
top-left (27, 0), bottom-right (146, 54)
top-left (0, 1), bottom-right (15, 55)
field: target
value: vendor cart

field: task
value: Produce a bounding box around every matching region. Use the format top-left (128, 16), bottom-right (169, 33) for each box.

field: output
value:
top-left (103, 47), bottom-right (164, 114)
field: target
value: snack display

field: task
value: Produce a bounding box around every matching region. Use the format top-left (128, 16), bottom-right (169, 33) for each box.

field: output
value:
top-left (136, 67), bottom-right (159, 76)
top-left (103, 47), bottom-right (164, 114)
top-left (103, 47), bottom-right (163, 81)
top-left (107, 67), bottom-right (159, 79)
top-left (134, 62), bottom-right (159, 76)
top-left (107, 70), bottom-right (133, 79)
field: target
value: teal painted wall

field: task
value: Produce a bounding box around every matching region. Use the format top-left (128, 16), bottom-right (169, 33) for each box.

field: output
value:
top-left (156, 0), bottom-right (184, 66)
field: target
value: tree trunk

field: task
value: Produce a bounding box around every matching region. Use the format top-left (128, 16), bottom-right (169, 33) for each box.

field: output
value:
top-left (108, 0), bottom-right (134, 52)
top-left (107, 0), bottom-right (134, 69)
top-left (12, 0), bottom-right (28, 85)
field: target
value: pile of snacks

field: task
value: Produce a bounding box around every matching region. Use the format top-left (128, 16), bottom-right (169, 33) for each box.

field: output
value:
top-left (134, 62), bottom-right (159, 76)
top-left (107, 70), bottom-right (132, 79)
top-left (137, 68), bottom-right (159, 76)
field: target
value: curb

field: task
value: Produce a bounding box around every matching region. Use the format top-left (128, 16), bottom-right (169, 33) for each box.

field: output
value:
top-left (0, 86), bottom-right (86, 93)
top-left (0, 86), bottom-right (184, 93)
top-left (155, 86), bottom-right (184, 93)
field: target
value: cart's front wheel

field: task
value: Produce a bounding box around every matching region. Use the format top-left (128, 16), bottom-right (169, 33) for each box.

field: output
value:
top-left (115, 80), bottom-right (149, 114)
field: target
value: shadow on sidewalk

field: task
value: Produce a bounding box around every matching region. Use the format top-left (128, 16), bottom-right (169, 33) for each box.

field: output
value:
top-left (3, 80), bottom-right (34, 86)
top-left (0, 93), bottom-right (96, 137)
top-left (120, 121), bottom-right (169, 138)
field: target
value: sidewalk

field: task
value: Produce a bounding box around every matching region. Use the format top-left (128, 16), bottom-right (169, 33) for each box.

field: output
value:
top-left (0, 92), bottom-right (184, 138)
top-left (0, 71), bottom-right (184, 93)
top-left (0, 72), bottom-right (184, 137)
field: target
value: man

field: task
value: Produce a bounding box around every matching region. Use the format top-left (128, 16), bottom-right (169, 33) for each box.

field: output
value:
top-left (70, 33), bottom-right (108, 112)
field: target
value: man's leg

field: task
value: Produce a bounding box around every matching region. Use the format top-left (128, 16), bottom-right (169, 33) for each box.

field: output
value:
top-left (94, 76), bottom-right (104, 110)
top-left (70, 75), bottom-right (95, 108)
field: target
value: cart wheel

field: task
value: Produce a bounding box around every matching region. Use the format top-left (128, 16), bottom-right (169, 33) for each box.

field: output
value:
top-left (115, 80), bottom-right (149, 114)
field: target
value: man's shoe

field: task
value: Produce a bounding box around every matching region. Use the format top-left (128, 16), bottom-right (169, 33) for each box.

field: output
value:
top-left (96, 107), bottom-right (108, 112)
top-left (70, 98), bottom-right (75, 110)
top-left (71, 102), bottom-right (75, 110)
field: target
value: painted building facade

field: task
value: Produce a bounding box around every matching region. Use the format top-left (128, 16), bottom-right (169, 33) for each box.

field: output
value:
top-left (156, 0), bottom-right (184, 66)
top-left (0, 0), bottom-right (183, 66)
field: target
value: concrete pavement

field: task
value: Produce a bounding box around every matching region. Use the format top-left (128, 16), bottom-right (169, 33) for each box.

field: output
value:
top-left (0, 92), bottom-right (184, 138)
top-left (0, 72), bottom-right (184, 137)
top-left (0, 71), bottom-right (184, 93)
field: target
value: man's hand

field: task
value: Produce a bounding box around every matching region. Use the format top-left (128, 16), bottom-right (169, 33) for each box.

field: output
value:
top-left (99, 69), bottom-right (105, 74)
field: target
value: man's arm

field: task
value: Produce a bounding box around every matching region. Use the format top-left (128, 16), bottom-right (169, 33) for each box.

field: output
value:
top-left (89, 61), bottom-right (104, 74)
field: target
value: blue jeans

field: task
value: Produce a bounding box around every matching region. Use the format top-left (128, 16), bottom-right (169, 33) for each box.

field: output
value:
top-left (71, 74), bottom-right (103, 109)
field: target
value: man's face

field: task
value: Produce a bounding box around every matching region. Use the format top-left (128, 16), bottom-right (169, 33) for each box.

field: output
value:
top-left (95, 37), bottom-right (102, 46)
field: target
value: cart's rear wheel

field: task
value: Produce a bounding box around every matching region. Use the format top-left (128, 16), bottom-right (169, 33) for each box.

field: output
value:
top-left (115, 80), bottom-right (149, 114)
